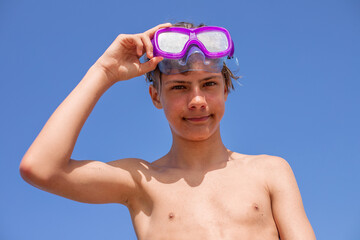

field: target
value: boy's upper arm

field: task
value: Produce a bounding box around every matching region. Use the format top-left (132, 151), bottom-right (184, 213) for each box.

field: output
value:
top-left (267, 156), bottom-right (316, 240)
top-left (47, 158), bottom-right (145, 205)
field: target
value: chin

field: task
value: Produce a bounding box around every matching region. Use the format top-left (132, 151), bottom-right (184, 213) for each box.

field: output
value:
top-left (182, 135), bottom-right (211, 142)
top-left (172, 127), bottom-right (218, 142)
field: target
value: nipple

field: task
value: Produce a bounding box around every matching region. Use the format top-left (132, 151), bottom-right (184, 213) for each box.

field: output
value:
top-left (252, 203), bottom-right (264, 217)
top-left (168, 212), bottom-right (175, 220)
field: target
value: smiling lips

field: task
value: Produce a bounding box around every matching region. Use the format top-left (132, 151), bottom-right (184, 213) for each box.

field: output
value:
top-left (184, 115), bottom-right (212, 122)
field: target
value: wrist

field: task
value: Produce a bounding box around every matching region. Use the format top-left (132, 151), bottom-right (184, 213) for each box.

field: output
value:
top-left (92, 55), bottom-right (123, 83)
top-left (83, 65), bottom-right (117, 94)
top-left (88, 63), bottom-right (118, 87)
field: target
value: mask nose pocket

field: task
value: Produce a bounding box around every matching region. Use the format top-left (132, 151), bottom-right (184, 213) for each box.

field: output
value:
top-left (180, 46), bottom-right (206, 66)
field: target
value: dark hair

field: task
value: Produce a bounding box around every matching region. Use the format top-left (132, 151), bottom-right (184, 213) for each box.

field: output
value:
top-left (145, 22), bottom-right (240, 92)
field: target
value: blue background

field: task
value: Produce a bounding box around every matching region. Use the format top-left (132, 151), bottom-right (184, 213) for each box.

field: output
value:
top-left (1, 0), bottom-right (359, 239)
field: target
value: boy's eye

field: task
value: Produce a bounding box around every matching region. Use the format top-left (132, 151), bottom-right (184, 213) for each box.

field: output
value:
top-left (171, 85), bottom-right (186, 90)
top-left (204, 81), bottom-right (217, 87)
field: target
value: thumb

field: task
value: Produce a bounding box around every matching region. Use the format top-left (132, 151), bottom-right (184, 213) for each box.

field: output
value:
top-left (138, 57), bottom-right (163, 75)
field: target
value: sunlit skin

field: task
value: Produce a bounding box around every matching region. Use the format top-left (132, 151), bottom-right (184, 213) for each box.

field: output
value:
top-left (20, 23), bottom-right (316, 240)
top-left (147, 71), bottom-right (231, 171)
top-left (130, 71), bottom-right (283, 239)
top-left (153, 71), bottom-right (226, 141)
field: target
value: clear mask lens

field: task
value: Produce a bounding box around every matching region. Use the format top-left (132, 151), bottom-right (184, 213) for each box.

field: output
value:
top-left (197, 31), bottom-right (229, 52)
top-left (158, 32), bottom-right (189, 53)
top-left (157, 31), bottom-right (229, 54)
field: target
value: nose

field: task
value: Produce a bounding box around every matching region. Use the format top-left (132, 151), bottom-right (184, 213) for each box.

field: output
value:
top-left (188, 89), bottom-right (207, 110)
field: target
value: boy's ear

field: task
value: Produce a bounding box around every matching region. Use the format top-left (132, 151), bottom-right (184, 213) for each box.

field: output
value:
top-left (149, 85), bottom-right (163, 109)
top-left (224, 85), bottom-right (228, 101)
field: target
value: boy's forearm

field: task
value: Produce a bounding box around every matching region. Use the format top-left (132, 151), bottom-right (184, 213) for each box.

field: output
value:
top-left (20, 65), bottom-right (114, 182)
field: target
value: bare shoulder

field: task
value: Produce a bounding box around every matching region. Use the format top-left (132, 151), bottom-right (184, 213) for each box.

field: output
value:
top-left (248, 154), bottom-right (298, 195)
top-left (256, 154), bottom-right (293, 177)
top-left (254, 154), bottom-right (291, 170)
top-left (228, 151), bottom-right (290, 170)
top-left (249, 154), bottom-right (293, 179)
top-left (228, 152), bottom-right (294, 186)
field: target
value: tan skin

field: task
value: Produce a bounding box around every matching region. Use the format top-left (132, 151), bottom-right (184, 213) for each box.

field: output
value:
top-left (20, 23), bottom-right (316, 239)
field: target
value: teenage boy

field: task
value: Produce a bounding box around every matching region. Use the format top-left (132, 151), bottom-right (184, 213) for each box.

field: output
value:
top-left (20, 23), bottom-right (316, 239)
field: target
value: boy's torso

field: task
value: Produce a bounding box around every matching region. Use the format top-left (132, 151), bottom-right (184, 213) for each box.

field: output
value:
top-left (127, 153), bottom-right (280, 240)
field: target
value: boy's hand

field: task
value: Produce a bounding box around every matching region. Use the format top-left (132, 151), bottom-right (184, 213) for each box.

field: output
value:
top-left (93, 23), bottom-right (172, 84)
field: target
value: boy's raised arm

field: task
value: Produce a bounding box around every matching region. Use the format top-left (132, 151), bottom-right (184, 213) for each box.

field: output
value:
top-left (19, 23), bottom-right (171, 204)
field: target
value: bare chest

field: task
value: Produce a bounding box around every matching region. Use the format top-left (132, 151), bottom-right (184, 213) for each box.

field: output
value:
top-left (130, 167), bottom-right (278, 239)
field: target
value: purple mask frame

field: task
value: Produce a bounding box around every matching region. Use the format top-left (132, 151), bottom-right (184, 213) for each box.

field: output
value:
top-left (152, 26), bottom-right (234, 59)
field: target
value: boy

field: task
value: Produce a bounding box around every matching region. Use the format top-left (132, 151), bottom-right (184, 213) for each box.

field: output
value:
top-left (20, 22), bottom-right (316, 239)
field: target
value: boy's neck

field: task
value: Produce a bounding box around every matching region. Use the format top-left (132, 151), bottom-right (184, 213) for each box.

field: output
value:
top-left (166, 128), bottom-right (229, 171)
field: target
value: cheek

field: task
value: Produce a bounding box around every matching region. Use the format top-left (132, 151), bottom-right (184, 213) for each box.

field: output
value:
top-left (207, 94), bottom-right (226, 118)
top-left (161, 97), bottom-right (185, 119)
top-left (216, 101), bottom-right (226, 117)
top-left (208, 92), bottom-right (226, 106)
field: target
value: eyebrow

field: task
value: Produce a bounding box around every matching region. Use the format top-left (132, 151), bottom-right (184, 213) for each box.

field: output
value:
top-left (164, 75), bottom-right (222, 85)
top-left (164, 80), bottom-right (191, 85)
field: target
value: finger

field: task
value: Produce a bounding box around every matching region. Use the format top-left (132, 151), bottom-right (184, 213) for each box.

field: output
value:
top-left (132, 35), bottom-right (144, 57)
top-left (140, 34), bottom-right (154, 59)
top-left (138, 56), bottom-right (163, 75)
top-left (144, 22), bottom-right (172, 39)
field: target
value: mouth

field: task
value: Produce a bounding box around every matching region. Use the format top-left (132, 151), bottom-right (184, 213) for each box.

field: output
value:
top-left (183, 114), bottom-right (212, 122)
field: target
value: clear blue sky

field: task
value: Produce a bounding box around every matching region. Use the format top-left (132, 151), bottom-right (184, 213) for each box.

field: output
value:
top-left (1, 0), bottom-right (359, 239)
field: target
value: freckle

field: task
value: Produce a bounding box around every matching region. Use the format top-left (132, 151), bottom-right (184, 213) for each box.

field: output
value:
top-left (168, 212), bottom-right (175, 220)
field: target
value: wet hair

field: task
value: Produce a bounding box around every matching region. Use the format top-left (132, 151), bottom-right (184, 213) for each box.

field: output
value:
top-left (145, 22), bottom-right (240, 93)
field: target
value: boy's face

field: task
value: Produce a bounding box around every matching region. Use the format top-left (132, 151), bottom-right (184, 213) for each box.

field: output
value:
top-left (150, 71), bottom-right (228, 141)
